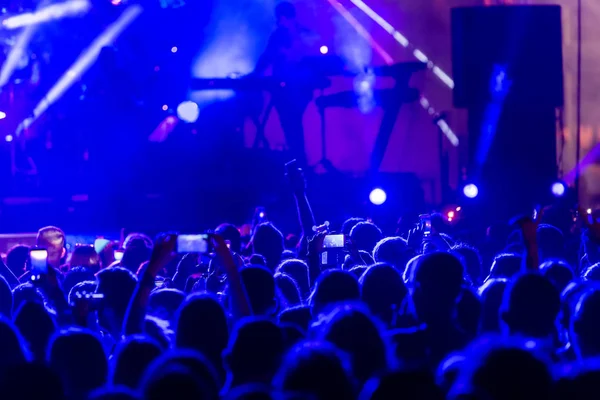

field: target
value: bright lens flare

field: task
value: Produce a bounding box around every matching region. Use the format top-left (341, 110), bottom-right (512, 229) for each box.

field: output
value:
top-left (463, 184), bottom-right (479, 199)
top-left (369, 188), bottom-right (387, 205)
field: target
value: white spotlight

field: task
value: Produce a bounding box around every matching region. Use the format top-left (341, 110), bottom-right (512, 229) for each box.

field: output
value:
top-left (171, 46), bottom-right (178, 53)
top-left (463, 184), bottom-right (479, 199)
top-left (369, 188), bottom-right (387, 206)
top-left (0, 111), bottom-right (6, 120)
top-left (1, 0), bottom-right (91, 30)
top-left (319, 45), bottom-right (329, 55)
top-left (551, 181), bottom-right (566, 197)
top-left (177, 101), bottom-right (200, 123)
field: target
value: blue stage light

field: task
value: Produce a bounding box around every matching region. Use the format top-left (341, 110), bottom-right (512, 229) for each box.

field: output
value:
top-left (463, 184), bottom-right (479, 199)
top-left (177, 101), bottom-right (200, 123)
top-left (369, 188), bottom-right (387, 205)
top-left (551, 181), bottom-right (566, 197)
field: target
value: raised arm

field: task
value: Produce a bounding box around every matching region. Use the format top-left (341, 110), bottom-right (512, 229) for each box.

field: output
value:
top-left (287, 161), bottom-right (316, 254)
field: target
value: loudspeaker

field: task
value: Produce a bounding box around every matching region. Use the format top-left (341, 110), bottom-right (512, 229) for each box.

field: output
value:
top-left (451, 6), bottom-right (563, 109)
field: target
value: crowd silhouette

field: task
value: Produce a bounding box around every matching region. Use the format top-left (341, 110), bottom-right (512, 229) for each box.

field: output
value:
top-left (0, 165), bottom-right (599, 400)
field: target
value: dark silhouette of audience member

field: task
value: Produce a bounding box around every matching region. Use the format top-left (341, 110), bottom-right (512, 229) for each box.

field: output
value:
top-left (487, 253), bottom-right (523, 281)
top-left (248, 254), bottom-right (267, 267)
top-left (148, 288), bottom-right (186, 325)
top-left (223, 318), bottom-right (285, 391)
top-left (69, 245), bottom-right (101, 272)
top-left (359, 263), bottom-right (407, 326)
top-left (501, 272), bottom-right (560, 340)
top-left (342, 217), bottom-right (366, 236)
top-left (121, 233), bottom-right (153, 273)
top-left (0, 275), bottom-right (12, 318)
top-left (12, 282), bottom-right (44, 315)
top-left (37, 226), bottom-right (66, 269)
top-left (251, 223), bottom-right (284, 270)
top-left (314, 303), bottom-right (391, 383)
top-left (88, 386), bottom-right (139, 400)
top-left (14, 301), bottom-right (56, 362)
top-left (537, 224), bottom-right (566, 262)
top-left (240, 266), bottom-right (277, 316)
top-left (279, 305), bottom-right (312, 333)
top-left (453, 244), bottom-right (483, 285)
top-left (274, 341), bottom-right (355, 400)
top-left (96, 267), bottom-right (138, 338)
top-left (48, 328), bottom-right (108, 400)
top-left (216, 223), bottom-right (242, 254)
top-left (0, 363), bottom-right (64, 400)
top-left (309, 269), bottom-right (360, 316)
top-left (140, 350), bottom-right (219, 400)
top-left (571, 289), bottom-right (600, 359)
top-left (478, 278), bottom-right (509, 333)
top-left (540, 259), bottom-right (574, 294)
top-left (450, 339), bottom-right (553, 400)
top-left (456, 287), bottom-right (482, 340)
top-left (68, 280), bottom-right (97, 307)
top-left (373, 237), bottom-right (414, 273)
top-left (277, 259), bottom-right (310, 301)
top-left (6, 245), bottom-right (29, 281)
top-left (350, 222), bottom-right (383, 253)
top-left (175, 293), bottom-right (229, 382)
top-left (111, 335), bottom-right (162, 389)
top-left (63, 266), bottom-right (96, 298)
top-left (0, 317), bottom-right (30, 374)
top-left (360, 369), bottom-right (443, 400)
top-left (275, 272), bottom-right (302, 308)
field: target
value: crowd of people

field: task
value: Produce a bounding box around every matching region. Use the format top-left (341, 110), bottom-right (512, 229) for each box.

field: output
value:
top-left (0, 165), bottom-right (600, 400)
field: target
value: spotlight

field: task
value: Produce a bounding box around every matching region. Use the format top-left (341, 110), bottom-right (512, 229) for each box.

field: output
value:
top-left (0, 111), bottom-right (6, 120)
top-left (447, 210), bottom-right (455, 219)
top-left (587, 208), bottom-right (593, 215)
top-left (5, 135), bottom-right (13, 142)
top-left (463, 183), bottom-right (479, 199)
top-left (177, 101), bottom-right (200, 123)
top-left (551, 181), bottom-right (566, 197)
top-left (171, 46), bottom-right (178, 53)
top-left (369, 188), bottom-right (387, 206)
top-left (161, 104), bottom-right (168, 111)
top-left (111, 0), bottom-right (122, 5)
top-left (319, 45), bottom-right (329, 55)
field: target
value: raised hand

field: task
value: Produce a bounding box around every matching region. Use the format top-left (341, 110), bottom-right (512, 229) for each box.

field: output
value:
top-left (147, 233), bottom-right (177, 278)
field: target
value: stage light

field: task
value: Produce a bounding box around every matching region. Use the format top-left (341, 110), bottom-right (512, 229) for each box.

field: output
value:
top-left (259, 211), bottom-right (265, 218)
top-left (0, 111), bottom-right (5, 120)
top-left (15, 5), bottom-right (142, 136)
top-left (171, 46), bottom-right (178, 53)
top-left (551, 181), bottom-right (566, 197)
top-left (177, 101), bottom-right (200, 123)
top-left (161, 104), bottom-right (168, 111)
top-left (369, 188), bottom-right (387, 205)
top-left (463, 184), bottom-right (479, 199)
top-left (319, 45), bottom-right (328, 55)
top-left (587, 208), bottom-right (593, 215)
top-left (2, 0), bottom-right (91, 29)
top-left (456, 206), bottom-right (462, 212)
top-left (111, 0), bottom-right (122, 5)
top-left (447, 210), bottom-right (455, 219)
top-left (5, 135), bottom-right (12, 142)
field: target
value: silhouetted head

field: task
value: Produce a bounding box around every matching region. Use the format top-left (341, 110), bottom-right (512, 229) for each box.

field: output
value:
top-left (456, 287), bottom-right (481, 339)
top-left (478, 278), bottom-right (509, 333)
top-left (6, 245), bottom-right (29, 278)
top-left (12, 282), bottom-right (44, 315)
top-left (0, 275), bottom-right (12, 318)
top-left (487, 253), bottom-right (522, 281)
top-left (248, 254), bottom-right (267, 267)
top-left (149, 288), bottom-right (186, 324)
top-left (277, 259), bottom-right (310, 301)
top-left (224, 317), bottom-right (285, 388)
top-left (501, 272), bottom-right (560, 338)
top-left (350, 222), bottom-right (383, 253)
top-left (111, 335), bottom-right (162, 389)
top-left (88, 386), bottom-right (139, 400)
top-left (559, 281), bottom-right (591, 336)
top-left (68, 280), bottom-right (97, 306)
top-left (359, 263), bottom-right (407, 326)
top-left (278, 305), bottom-right (312, 333)
top-left (309, 269), bottom-right (360, 316)
top-left (275, 273), bottom-right (302, 308)
top-left (450, 338), bottom-right (553, 400)
top-left (63, 266), bottom-right (96, 298)
top-left (453, 244), bottom-right (483, 285)
top-left (411, 252), bottom-right (464, 323)
top-left (69, 245), bottom-right (101, 271)
top-left (373, 237), bottom-right (414, 272)
top-left (48, 328), bottom-right (108, 399)
top-left (37, 226), bottom-right (66, 268)
top-left (539, 259), bottom-right (574, 294)
top-left (360, 369), bottom-right (443, 400)
top-left (251, 223), bottom-right (284, 270)
top-left (537, 224), bottom-right (565, 261)
top-left (275, 1), bottom-right (296, 28)
top-left (14, 301), bottom-right (56, 362)
top-left (0, 363), bottom-right (63, 400)
top-left (240, 265), bottom-right (277, 316)
top-left (571, 289), bottom-right (600, 358)
top-left (274, 341), bottom-right (355, 400)
top-left (342, 217), bottom-right (365, 236)
top-left (313, 303), bottom-right (390, 383)
top-left (96, 267), bottom-right (138, 336)
top-left (121, 233), bottom-right (153, 273)
top-left (140, 349), bottom-right (219, 400)
top-left (216, 223), bottom-right (242, 254)
top-left (175, 293), bottom-right (228, 375)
